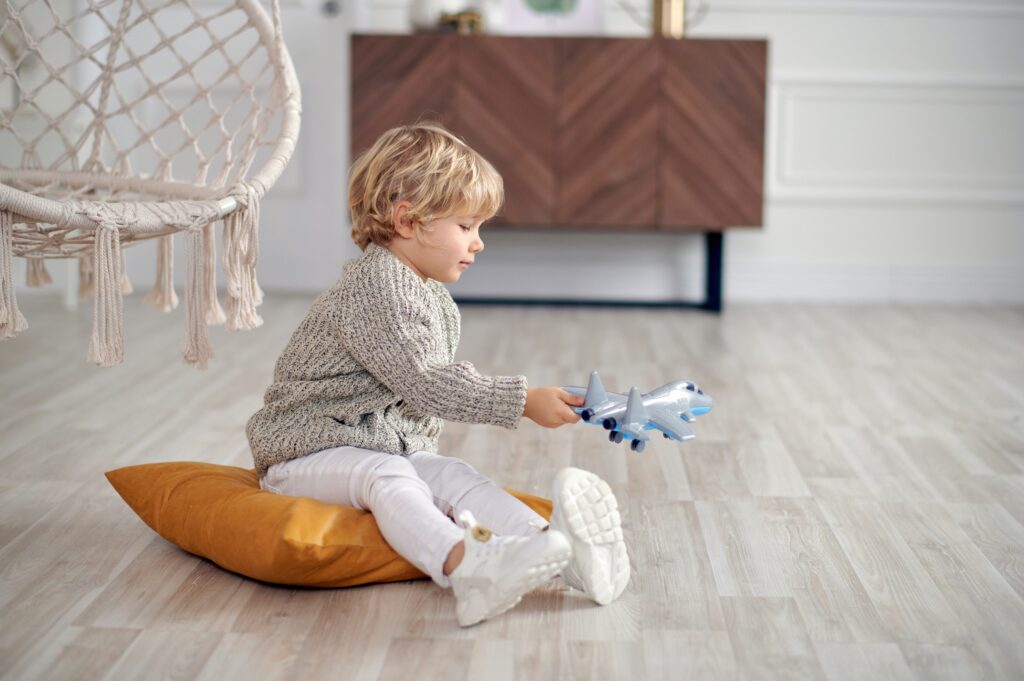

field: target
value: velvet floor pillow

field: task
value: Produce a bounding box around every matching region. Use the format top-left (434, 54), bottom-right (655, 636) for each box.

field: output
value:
top-left (105, 461), bottom-right (553, 588)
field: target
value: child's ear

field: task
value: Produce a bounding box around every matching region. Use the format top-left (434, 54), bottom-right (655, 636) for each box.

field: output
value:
top-left (392, 202), bottom-right (415, 238)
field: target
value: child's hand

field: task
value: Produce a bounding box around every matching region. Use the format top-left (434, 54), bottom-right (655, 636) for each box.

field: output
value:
top-left (523, 387), bottom-right (585, 428)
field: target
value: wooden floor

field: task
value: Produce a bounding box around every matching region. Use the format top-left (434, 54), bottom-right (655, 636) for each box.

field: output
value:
top-left (1, 293), bottom-right (1023, 680)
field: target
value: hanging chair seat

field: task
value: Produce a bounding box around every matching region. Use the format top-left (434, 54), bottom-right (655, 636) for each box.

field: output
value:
top-left (3, 170), bottom-right (235, 254)
top-left (0, 0), bottom-right (301, 368)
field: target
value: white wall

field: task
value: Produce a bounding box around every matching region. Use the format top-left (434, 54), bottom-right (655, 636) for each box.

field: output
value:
top-left (13, 0), bottom-right (1024, 304)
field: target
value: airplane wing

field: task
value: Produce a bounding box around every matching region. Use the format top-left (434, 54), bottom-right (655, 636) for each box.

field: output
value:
top-left (562, 386), bottom-right (587, 400)
top-left (562, 387), bottom-right (628, 399)
top-left (562, 386), bottom-right (627, 405)
top-left (648, 406), bottom-right (696, 441)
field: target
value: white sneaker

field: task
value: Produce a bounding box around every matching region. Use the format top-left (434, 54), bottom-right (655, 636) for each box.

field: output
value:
top-left (549, 467), bottom-right (630, 605)
top-left (448, 510), bottom-right (572, 627)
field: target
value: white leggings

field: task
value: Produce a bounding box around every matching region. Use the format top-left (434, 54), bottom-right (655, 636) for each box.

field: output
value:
top-left (260, 445), bottom-right (548, 587)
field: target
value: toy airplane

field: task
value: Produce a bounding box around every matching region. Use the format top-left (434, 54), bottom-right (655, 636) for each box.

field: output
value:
top-left (562, 371), bottom-right (714, 453)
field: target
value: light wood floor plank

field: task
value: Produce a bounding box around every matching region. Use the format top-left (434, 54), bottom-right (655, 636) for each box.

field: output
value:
top-left (884, 500), bottom-right (1024, 678)
top-left (721, 596), bottom-right (826, 680)
top-left (815, 498), bottom-right (967, 645)
top-left (949, 502), bottom-right (1024, 600)
top-left (758, 497), bottom-right (889, 644)
top-left (815, 642), bottom-right (914, 681)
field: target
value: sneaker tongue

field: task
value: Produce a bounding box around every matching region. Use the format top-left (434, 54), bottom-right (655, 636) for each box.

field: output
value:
top-left (457, 509), bottom-right (478, 528)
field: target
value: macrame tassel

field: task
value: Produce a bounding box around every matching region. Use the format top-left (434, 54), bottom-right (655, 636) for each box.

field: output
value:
top-left (223, 185), bottom-right (263, 331)
top-left (26, 258), bottom-right (53, 288)
top-left (183, 229), bottom-right (213, 369)
top-left (203, 222), bottom-right (226, 325)
top-left (0, 210), bottom-right (28, 339)
top-left (144, 234), bottom-right (178, 312)
top-left (119, 249), bottom-right (133, 294)
top-left (87, 224), bottom-right (125, 367)
top-left (79, 254), bottom-right (95, 298)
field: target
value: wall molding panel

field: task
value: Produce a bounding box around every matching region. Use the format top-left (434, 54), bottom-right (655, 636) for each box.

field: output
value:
top-left (768, 77), bottom-right (1024, 205)
top-left (706, 0), bottom-right (1024, 18)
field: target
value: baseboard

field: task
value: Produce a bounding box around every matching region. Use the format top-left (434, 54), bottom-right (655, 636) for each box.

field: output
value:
top-left (727, 262), bottom-right (1024, 303)
top-left (13, 261), bottom-right (1023, 305)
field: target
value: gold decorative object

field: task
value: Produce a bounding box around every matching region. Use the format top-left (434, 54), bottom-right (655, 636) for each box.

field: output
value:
top-left (440, 10), bottom-right (484, 34)
top-left (653, 0), bottom-right (686, 38)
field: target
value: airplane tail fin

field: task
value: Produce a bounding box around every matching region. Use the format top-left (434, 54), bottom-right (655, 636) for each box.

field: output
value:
top-left (584, 371), bottom-right (609, 408)
top-left (624, 386), bottom-right (648, 426)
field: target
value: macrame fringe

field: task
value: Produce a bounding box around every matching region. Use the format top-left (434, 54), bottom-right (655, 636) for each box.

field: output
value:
top-left (79, 254), bottom-right (95, 298)
top-left (86, 224), bottom-right (125, 367)
top-left (144, 234), bottom-right (178, 312)
top-left (0, 210), bottom-right (28, 339)
top-left (203, 222), bottom-right (226, 325)
top-left (183, 228), bottom-right (213, 369)
top-left (120, 249), bottom-right (133, 294)
top-left (223, 184), bottom-right (263, 331)
top-left (26, 258), bottom-right (53, 287)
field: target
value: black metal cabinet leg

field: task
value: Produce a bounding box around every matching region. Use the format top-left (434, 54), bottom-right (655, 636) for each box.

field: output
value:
top-left (455, 231), bottom-right (726, 311)
top-left (704, 231), bottom-right (723, 313)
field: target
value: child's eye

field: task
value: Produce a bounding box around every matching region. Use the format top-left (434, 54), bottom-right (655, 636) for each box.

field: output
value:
top-left (460, 225), bottom-right (471, 231)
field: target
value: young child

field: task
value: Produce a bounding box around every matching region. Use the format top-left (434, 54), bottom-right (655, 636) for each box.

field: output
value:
top-left (247, 122), bottom-right (630, 626)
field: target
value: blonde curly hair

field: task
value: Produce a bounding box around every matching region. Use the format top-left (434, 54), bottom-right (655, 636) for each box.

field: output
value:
top-left (348, 121), bottom-right (504, 250)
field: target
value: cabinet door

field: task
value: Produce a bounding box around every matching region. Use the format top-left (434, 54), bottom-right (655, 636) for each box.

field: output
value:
top-left (659, 39), bottom-right (766, 228)
top-left (557, 39), bottom-right (659, 228)
top-left (351, 35), bottom-right (456, 160)
top-left (454, 37), bottom-right (557, 226)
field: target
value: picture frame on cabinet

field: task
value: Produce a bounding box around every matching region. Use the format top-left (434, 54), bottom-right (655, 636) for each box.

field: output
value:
top-left (494, 0), bottom-right (602, 36)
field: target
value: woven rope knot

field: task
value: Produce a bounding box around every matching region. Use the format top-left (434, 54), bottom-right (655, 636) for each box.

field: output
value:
top-left (228, 181), bottom-right (262, 209)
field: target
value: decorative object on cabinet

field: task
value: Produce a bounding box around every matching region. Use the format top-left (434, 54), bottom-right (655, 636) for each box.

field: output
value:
top-left (440, 10), bottom-right (486, 34)
top-left (411, 0), bottom-right (484, 32)
top-left (501, 0), bottom-right (602, 35)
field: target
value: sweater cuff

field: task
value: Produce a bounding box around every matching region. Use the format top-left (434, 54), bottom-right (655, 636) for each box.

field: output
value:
top-left (489, 374), bottom-right (528, 429)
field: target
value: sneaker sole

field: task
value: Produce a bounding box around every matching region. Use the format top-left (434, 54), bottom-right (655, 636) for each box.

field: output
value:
top-left (554, 468), bottom-right (630, 606)
top-left (456, 548), bottom-right (571, 627)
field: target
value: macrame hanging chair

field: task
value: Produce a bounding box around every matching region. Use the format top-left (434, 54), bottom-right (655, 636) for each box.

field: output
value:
top-left (0, 0), bottom-right (301, 368)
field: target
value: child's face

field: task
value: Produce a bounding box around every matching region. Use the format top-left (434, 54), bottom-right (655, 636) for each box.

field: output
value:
top-left (389, 203), bottom-right (485, 284)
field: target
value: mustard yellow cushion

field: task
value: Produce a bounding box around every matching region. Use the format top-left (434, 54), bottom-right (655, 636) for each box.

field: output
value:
top-left (105, 461), bottom-right (553, 588)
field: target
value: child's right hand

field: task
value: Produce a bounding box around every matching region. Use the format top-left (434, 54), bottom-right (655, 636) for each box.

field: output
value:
top-left (523, 387), bottom-right (584, 428)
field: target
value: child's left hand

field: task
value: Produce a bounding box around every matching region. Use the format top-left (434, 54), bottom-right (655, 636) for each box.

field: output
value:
top-left (523, 387), bottom-right (585, 428)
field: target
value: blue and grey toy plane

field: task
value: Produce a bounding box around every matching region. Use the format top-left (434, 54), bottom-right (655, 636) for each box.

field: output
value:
top-left (562, 371), bottom-right (714, 453)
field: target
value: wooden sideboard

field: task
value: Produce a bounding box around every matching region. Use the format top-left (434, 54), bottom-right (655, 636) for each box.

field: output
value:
top-left (351, 34), bottom-right (768, 310)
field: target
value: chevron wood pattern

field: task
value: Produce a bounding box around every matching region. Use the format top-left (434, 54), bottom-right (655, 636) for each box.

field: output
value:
top-left (351, 35), bottom-right (456, 160)
top-left (350, 35), bottom-right (766, 231)
top-left (660, 39), bottom-right (767, 228)
top-left (454, 37), bottom-right (557, 225)
top-left (556, 39), bottom-right (660, 228)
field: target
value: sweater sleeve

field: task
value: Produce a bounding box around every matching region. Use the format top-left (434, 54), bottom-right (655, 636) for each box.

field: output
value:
top-left (333, 275), bottom-right (527, 429)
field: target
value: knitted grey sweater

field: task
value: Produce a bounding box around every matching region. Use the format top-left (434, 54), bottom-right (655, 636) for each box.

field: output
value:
top-left (246, 242), bottom-right (529, 476)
